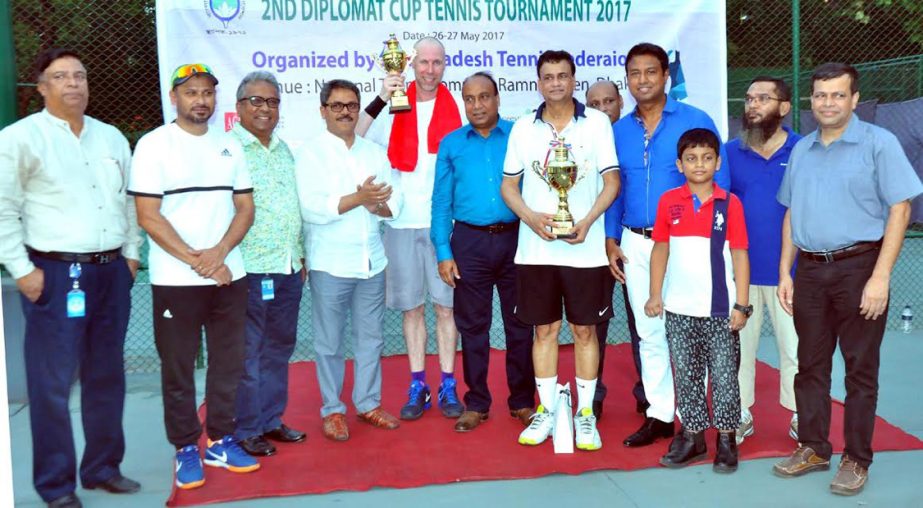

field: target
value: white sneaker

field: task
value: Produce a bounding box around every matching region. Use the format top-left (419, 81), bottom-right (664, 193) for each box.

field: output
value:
top-left (789, 413), bottom-right (799, 441)
top-left (574, 407), bottom-right (602, 451)
top-left (518, 404), bottom-right (554, 445)
top-left (737, 408), bottom-right (754, 445)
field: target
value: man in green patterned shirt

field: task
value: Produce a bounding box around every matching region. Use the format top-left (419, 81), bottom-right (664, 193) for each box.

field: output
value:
top-left (230, 71), bottom-right (307, 456)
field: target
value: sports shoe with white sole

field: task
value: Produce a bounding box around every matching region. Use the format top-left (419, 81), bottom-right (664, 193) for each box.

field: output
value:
top-left (737, 408), bottom-right (754, 445)
top-left (204, 435), bottom-right (260, 473)
top-left (518, 404), bottom-right (554, 445)
top-left (574, 407), bottom-right (602, 451)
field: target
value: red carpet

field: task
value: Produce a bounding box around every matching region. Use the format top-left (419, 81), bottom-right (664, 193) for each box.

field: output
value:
top-left (167, 344), bottom-right (923, 506)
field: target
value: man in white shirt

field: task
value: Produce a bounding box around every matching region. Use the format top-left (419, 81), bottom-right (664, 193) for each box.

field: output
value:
top-left (296, 79), bottom-right (403, 441)
top-left (0, 47), bottom-right (142, 508)
top-left (502, 50), bottom-right (620, 451)
top-left (356, 37), bottom-right (464, 421)
top-left (129, 63), bottom-right (257, 490)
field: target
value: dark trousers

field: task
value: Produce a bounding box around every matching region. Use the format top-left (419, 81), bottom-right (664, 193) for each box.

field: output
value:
top-left (594, 259), bottom-right (647, 406)
top-left (452, 223), bottom-right (535, 412)
top-left (152, 279), bottom-right (248, 447)
top-left (22, 255), bottom-right (132, 502)
top-left (235, 272), bottom-right (304, 439)
top-left (793, 249), bottom-right (885, 469)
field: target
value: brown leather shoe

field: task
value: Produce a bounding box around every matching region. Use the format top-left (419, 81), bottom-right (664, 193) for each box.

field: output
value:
top-left (773, 446), bottom-right (831, 477)
top-left (357, 407), bottom-right (400, 429)
top-left (322, 413), bottom-right (349, 441)
top-left (454, 411), bottom-right (488, 432)
top-left (830, 455), bottom-right (868, 496)
top-left (510, 407), bottom-right (535, 427)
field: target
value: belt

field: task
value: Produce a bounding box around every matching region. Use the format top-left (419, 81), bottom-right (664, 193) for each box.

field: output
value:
top-left (27, 246), bottom-right (122, 264)
top-left (799, 240), bottom-right (882, 264)
top-left (625, 226), bottom-right (654, 239)
top-left (458, 221), bottom-right (519, 234)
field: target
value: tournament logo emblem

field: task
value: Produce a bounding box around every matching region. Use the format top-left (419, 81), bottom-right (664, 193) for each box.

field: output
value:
top-left (205, 0), bottom-right (244, 28)
top-left (668, 49), bottom-right (687, 101)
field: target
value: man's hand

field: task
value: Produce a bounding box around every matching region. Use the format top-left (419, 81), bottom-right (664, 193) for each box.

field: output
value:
top-left (644, 295), bottom-right (663, 318)
top-left (437, 259), bottom-right (461, 288)
top-left (777, 274), bottom-right (794, 316)
top-left (379, 74), bottom-right (405, 101)
top-left (563, 219), bottom-right (591, 245)
top-left (730, 309), bottom-right (748, 331)
top-left (211, 264), bottom-right (233, 286)
top-left (524, 211), bottom-right (556, 241)
top-left (300, 266), bottom-right (308, 283)
top-left (16, 268), bottom-right (44, 303)
top-left (356, 175), bottom-right (392, 210)
top-left (126, 258), bottom-right (140, 280)
top-left (189, 244), bottom-right (229, 278)
top-left (859, 274), bottom-right (890, 320)
top-left (606, 239), bottom-right (628, 283)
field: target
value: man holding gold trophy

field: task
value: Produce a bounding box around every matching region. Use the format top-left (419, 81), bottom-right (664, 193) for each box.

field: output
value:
top-left (501, 50), bottom-right (620, 450)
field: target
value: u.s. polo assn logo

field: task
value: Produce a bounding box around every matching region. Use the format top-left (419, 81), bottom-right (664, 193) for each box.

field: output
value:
top-left (205, 0), bottom-right (245, 28)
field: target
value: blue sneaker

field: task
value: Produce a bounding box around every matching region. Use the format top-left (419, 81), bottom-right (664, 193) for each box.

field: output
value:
top-left (399, 380), bottom-right (431, 420)
top-left (438, 378), bottom-right (464, 418)
top-left (175, 445), bottom-right (205, 490)
top-left (204, 435), bottom-right (260, 473)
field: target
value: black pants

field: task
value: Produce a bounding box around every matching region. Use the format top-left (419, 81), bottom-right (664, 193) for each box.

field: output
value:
top-left (452, 223), bottom-right (535, 413)
top-left (793, 249), bottom-right (885, 469)
top-left (595, 259), bottom-right (647, 406)
top-left (152, 279), bottom-right (248, 447)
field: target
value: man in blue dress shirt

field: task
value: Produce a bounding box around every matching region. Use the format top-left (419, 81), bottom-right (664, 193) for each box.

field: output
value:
top-left (431, 72), bottom-right (536, 432)
top-left (606, 43), bottom-right (730, 448)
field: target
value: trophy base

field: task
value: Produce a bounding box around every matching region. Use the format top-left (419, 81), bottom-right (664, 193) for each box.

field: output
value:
top-left (389, 95), bottom-right (411, 113)
top-left (551, 221), bottom-right (576, 239)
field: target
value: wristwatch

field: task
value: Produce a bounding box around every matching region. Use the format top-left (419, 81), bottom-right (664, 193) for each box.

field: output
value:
top-left (733, 303), bottom-right (753, 317)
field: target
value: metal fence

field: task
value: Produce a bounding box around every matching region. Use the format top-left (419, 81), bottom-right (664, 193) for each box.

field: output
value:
top-left (7, 1), bottom-right (923, 373)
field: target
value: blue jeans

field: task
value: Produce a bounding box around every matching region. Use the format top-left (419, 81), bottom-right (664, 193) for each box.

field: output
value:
top-left (235, 272), bottom-right (304, 439)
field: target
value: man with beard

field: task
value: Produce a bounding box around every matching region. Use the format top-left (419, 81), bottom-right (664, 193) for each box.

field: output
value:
top-left (130, 63), bottom-right (257, 489)
top-left (357, 37), bottom-right (464, 422)
top-left (727, 77), bottom-right (801, 446)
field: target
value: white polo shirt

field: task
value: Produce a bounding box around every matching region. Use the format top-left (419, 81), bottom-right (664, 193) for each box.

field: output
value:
top-left (503, 100), bottom-right (619, 268)
top-left (128, 123), bottom-right (252, 286)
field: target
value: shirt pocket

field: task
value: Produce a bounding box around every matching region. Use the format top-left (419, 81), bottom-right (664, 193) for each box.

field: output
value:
top-left (97, 156), bottom-right (126, 194)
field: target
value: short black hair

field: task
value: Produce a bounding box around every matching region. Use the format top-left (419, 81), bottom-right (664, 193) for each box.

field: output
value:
top-left (749, 75), bottom-right (792, 102)
top-left (677, 128), bottom-right (719, 159)
top-left (463, 71), bottom-right (499, 95)
top-left (536, 50), bottom-right (576, 79)
top-left (34, 48), bottom-right (82, 81)
top-left (811, 62), bottom-right (859, 94)
top-left (319, 79), bottom-right (360, 106)
top-left (625, 43), bottom-right (668, 72)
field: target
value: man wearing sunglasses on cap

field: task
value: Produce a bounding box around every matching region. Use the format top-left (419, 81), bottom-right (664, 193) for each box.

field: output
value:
top-left (228, 71), bottom-right (307, 457)
top-left (129, 63), bottom-right (257, 490)
top-left (0, 47), bottom-right (142, 508)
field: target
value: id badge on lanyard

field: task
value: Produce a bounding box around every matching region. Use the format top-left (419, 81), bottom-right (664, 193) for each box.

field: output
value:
top-left (67, 262), bottom-right (86, 318)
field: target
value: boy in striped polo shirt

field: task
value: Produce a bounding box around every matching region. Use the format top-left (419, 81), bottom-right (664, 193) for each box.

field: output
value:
top-left (644, 128), bottom-right (751, 473)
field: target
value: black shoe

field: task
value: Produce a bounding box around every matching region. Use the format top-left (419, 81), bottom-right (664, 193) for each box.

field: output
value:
top-left (635, 400), bottom-right (650, 414)
top-left (48, 493), bottom-right (82, 508)
top-left (240, 435), bottom-right (277, 456)
top-left (623, 417), bottom-right (674, 447)
top-left (264, 424), bottom-right (307, 443)
top-left (592, 399), bottom-right (604, 421)
top-left (84, 474), bottom-right (141, 494)
top-left (659, 429), bottom-right (707, 468)
top-left (713, 431), bottom-right (739, 473)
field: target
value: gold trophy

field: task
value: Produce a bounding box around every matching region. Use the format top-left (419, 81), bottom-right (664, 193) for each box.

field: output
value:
top-left (374, 34), bottom-right (413, 113)
top-left (531, 139), bottom-right (584, 239)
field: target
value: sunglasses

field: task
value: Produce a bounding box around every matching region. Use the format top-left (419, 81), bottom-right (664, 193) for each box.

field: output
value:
top-left (238, 96), bottom-right (281, 108)
top-left (171, 63), bottom-right (216, 85)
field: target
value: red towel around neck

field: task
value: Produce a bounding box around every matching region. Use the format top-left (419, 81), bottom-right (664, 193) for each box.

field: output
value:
top-left (387, 81), bottom-right (461, 172)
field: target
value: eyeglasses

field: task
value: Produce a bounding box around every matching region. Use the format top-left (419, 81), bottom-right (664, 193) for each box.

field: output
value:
top-left (171, 63), bottom-right (215, 84)
top-left (744, 94), bottom-right (782, 105)
top-left (324, 102), bottom-right (360, 113)
top-left (238, 96), bottom-right (281, 108)
top-left (811, 91), bottom-right (850, 103)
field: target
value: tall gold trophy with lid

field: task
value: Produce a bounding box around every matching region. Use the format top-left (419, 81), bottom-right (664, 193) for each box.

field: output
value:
top-left (375, 34), bottom-right (413, 113)
top-left (531, 138), bottom-right (584, 239)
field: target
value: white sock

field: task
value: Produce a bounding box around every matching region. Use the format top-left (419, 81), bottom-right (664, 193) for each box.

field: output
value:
top-left (575, 377), bottom-right (597, 413)
top-left (535, 375), bottom-right (558, 410)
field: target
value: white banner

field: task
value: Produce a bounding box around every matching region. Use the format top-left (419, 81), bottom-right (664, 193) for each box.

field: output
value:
top-left (155, 0), bottom-right (727, 147)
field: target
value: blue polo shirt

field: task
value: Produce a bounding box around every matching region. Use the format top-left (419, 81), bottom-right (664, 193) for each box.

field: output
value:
top-left (605, 96), bottom-right (730, 241)
top-left (778, 114), bottom-right (923, 252)
top-left (431, 119), bottom-right (518, 262)
top-left (728, 127), bottom-right (801, 285)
